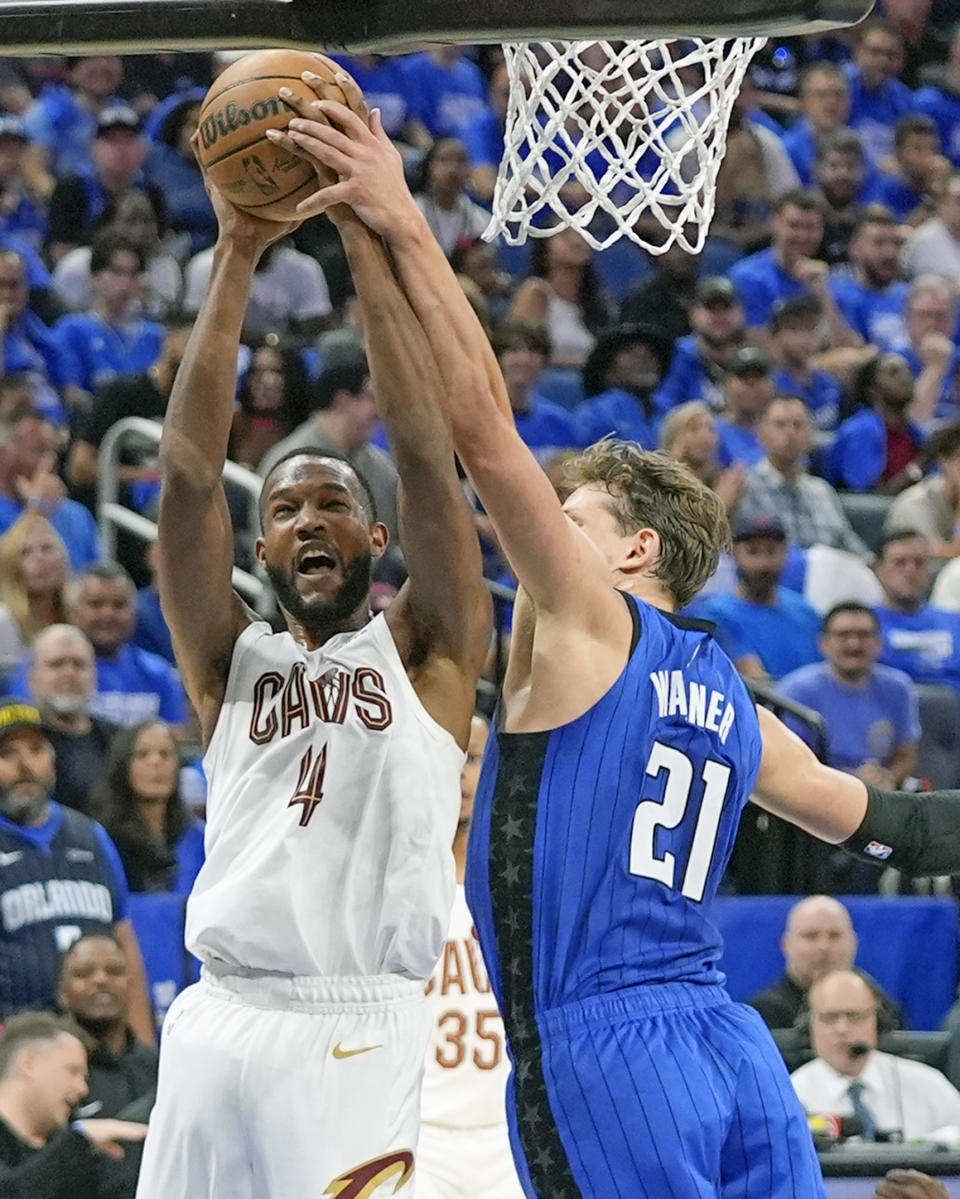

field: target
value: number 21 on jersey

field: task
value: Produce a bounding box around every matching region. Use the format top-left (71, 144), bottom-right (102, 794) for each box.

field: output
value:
top-left (629, 741), bottom-right (731, 902)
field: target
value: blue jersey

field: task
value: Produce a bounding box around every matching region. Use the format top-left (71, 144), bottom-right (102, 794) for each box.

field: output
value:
top-left (466, 596), bottom-right (762, 1016)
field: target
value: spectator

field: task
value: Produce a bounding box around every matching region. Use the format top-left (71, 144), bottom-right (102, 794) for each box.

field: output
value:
top-left (783, 64), bottom-right (853, 185)
top-left (46, 106), bottom-right (162, 264)
top-left (257, 350), bottom-right (400, 546)
top-left (52, 232), bottom-right (164, 399)
top-left (93, 720), bottom-right (203, 895)
top-left (0, 412), bottom-right (101, 569)
top-left (131, 543), bottom-right (172, 667)
top-left (873, 529), bottom-right (960, 692)
top-left (459, 61), bottom-right (511, 205)
top-left (845, 19), bottom-right (914, 163)
top-left (401, 47), bottom-right (488, 143)
top-left (576, 323), bottom-right (672, 449)
top-left (886, 422), bottom-right (960, 560)
top-left (686, 512), bottom-right (821, 679)
top-left (508, 226), bottom-right (613, 368)
top-left (0, 512), bottom-right (69, 682)
top-left (619, 239), bottom-right (698, 345)
top-left (791, 969), bottom-right (960, 1141)
top-left (728, 189), bottom-right (857, 349)
top-left (142, 92), bottom-right (214, 258)
top-left (230, 340), bottom-right (312, 471)
top-left (902, 169), bottom-right (960, 281)
top-left (23, 55), bottom-right (123, 186)
top-left (450, 237), bottom-right (513, 324)
top-left (57, 933), bottom-right (158, 1118)
top-left (737, 395), bottom-right (871, 555)
top-left (829, 352), bottom-right (925, 493)
top-left (653, 276), bottom-right (746, 416)
top-left (0, 699), bottom-right (153, 1038)
top-left (659, 401), bottom-right (746, 515)
top-left (769, 295), bottom-right (844, 432)
top-left (0, 117), bottom-right (49, 254)
top-left (914, 26), bottom-right (960, 168)
top-left (714, 346), bottom-right (774, 468)
top-left (748, 895), bottom-right (903, 1031)
top-left (328, 54), bottom-right (420, 151)
top-left (410, 138), bottom-right (490, 259)
top-left (871, 114), bottom-right (948, 223)
top-left (900, 275), bottom-right (960, 427)
top-left (831, 205), bottom-right (910, 352)
top-left (814, 129), bottom-right (874, 267)
top-left (778, 602), bottom-right (919, 789)
top-left (28, 624), bottom-right (117, 818)
top-left (0, 1011), bottom-right (147, 1199)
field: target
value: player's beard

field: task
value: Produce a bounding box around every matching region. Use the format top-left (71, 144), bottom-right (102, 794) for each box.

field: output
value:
top-left (268, 549), bottom-right (374, 637)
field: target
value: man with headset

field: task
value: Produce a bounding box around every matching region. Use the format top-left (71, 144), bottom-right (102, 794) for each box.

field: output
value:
top-left (791, 970), bottom-right (960, 1143)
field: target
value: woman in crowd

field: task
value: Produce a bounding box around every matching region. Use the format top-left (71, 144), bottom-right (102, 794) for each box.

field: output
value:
top-left (410, 136), bottom-right (491, 258)
top-left (95, 718), bottom-right (205, 894)
top-left (660, 400), bottom-right (747, 514)
top-left (230, 339), bottom-right (312, 470)
top-left (0, 511), bottom-right (70, 683)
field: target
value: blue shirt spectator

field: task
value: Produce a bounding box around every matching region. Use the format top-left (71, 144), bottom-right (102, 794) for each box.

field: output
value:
top-left (773, 366), bottom-right (842, 431)
top-left (0, 233), bottom-right (52, 293)
top-left (829, 405), bottom-right (925, 493)
top-left (832, 276), bottom-right (909, 352)
top-left (329, 55), bottom-right (415, 141)
top-left (653, 277), bottom-right (746, 416)
top-left (134, 582), bottom-right (174, 665)
top-left (54, 312), bottom-right (164, 396)
top-left (729, 246), bottom-right (810, 330)
top-left (769, 292), bottom-right (843, 432)
top-left (0, 495), bottom-right (100, 570)
top-left (23, 55), bottom-right (123, 179)
top-left (402, 49), bottom-right (489, 140)
top-left (576, 324), bottom-right (672, 450)
top-left (716, 419), bottom-right (765, 468)
top-left (144, 95), bottom-right (215, 257)
top-left (914, 73), bottom-right (960, 167)
top-left (844, 27), bottom-right (914, 162)
top-left (514, 395), bottom-right (583, 459)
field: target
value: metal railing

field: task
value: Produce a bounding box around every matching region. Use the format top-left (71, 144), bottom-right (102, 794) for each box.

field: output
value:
top-left (96, 416), bottom-right (269, 612)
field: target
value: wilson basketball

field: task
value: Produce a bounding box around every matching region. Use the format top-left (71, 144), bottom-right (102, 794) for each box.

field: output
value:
top-left (196, 49), bottom-right (354, 220)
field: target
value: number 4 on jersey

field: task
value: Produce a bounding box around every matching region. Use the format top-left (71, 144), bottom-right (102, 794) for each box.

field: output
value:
top-left (289, 743), bottom-right (327, 827)
top-left (629, 741), bottom-right (730, 902)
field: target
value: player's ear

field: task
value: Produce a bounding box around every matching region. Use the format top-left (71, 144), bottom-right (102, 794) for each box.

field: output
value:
top-left (624, 526), bottom-right (660, 573)
top-left (255, 536), bottom-right (266, 567)
top-left (369, 521), bottom-right (389, 560)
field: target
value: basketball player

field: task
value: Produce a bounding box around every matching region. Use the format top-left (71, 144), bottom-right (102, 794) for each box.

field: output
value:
top-left (282, 83), bottom-right (960, 1198)
top-left (419, 713), bottom-right (524, 1199)
top-left (134, 124), bottom-right (491, 1197)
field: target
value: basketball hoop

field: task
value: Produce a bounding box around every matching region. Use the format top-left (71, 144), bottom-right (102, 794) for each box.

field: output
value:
top-left (486, 37), bottom-right (767, 252)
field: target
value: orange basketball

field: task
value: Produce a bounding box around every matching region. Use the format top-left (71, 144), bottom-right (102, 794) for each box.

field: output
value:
top-left (196, 49), bottom-right (354, 221)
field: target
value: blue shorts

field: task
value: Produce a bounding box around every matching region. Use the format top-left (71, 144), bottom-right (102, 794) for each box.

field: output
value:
top-left (505, 983), bottom-right (825, 1199)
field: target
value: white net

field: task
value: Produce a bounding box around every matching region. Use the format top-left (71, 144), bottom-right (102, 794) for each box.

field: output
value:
top-left (486, 37), bottom-right (767, 252)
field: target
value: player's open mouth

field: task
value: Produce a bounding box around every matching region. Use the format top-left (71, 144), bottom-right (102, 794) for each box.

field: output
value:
top-left (296, 546), bottom-right (338, 576)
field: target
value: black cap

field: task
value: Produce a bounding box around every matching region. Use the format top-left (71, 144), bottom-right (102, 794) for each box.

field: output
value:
top-left (695, 276), bottom-right (739, 308)
top-left (728, 346), bottom-right (772, 377)
top-left (96, 104), bottom-right (141, 137)
top-left (0, 700), bottom-right (45, 743)
top-left (731, 513), bottom-right (787, 542)
top-left (582, 323), bottom-right (673, 398)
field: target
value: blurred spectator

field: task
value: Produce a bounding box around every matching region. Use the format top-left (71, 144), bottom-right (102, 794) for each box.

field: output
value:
top-left (63, 563), bottom-right (187, 728)
top-left (653, 277), bottom-right (746, 415)
top-left (871, 114), bottom-right (948, 223)
top-left (0, 117), bottom-right (49, 254)
top-left (28, 624), bottom-right (116, 818)
top-left (829, 352), bottom-right (925, 493)
top-left (748, 896), bottom-right (903, 1030)
top-left (686, 513), bottom-right (821, 679)
top-left (914, 27), bottom-right (960, 168)
top-left (902, 169), bottom-right (960, 280)
top-left (0, 251), bottom-right (77, 423)
top-left (0, 1011), bottom-right (147, 1198)
top-left (23, 55), bottom-right (123, 188)
top-left (736, 396), bottom-right (871, 556)
top-left (230, 341), bottom-right (312, 471)
top-left (769, 295), bottom-right (843, 432)
top-left (814, 129), bottom-right (873, 267)
top-left (872, 529), bottom-right (960, 692)
top-left (576, 323), bottom-right (672, 448)
top-left (660, 401), bottom-right (746, 515)
top-left (93, 720), bottom-right (203, 895)
top-left (0, 512), bottom-right (69, 682)
top-left (52, 232), bottom-right (164, 399)
top-left (142, 92), bottom-right (215, 258)
top-left (845, 19), bottom-right (914, 163)
top-left (714, 346), bottom-right (774, 468)
top-left (777, 602), bottom-right (919, 789)
top-left (885, 422), bottom-right (960, 558)
top-left (132, 543), bottom-right (172, 666)
top-left (508, 226), bottom-right (613, 368)
top-left (401, 47), bottom-right (488, 143)
top-left (459, 61), bottom-right (510, 205)
top-left (901, 276), bottom-right (959, 427)
top-left (450, 237), bottom-right (513, 323)
top-left (47, 106), bottom-right (161, 264)
top-left (831, 205), bottom-right (909, 352)
top-left (783, 64), bottom-right (853, 185)
top-left (329, 54), bottom-right (420, 151)
top-left (411, 138), bottom-right (490, 258)
top-left (791, 969), bottom-right (960, 1141)
top-left (57, 933), bottom-right (157, 1118)
top-left (620, 239), bottom-right (698, 345)
top-left (183, 237), bottom-right (331, 343)
top-left (0, 699), bottom-right (153, 1038)
top-left (53, 192), bottom-right (182, 321)
top-left (0, 412), bottom-right (101, 569)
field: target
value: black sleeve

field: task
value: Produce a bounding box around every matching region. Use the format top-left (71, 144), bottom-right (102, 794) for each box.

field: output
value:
top-left (47, 177), bottom-right (90, 247)
top-left (0, 1129), bottom-right (101, 1199)
top-left (840, 783), bottom-right (960, 876)
top-left (75, 381), bottom-right (128, 449)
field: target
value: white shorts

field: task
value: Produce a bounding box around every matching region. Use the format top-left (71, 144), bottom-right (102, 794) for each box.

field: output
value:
top-left (416, 1121), bottom-right (526, 1199)
top-left (136, 966), bottom-right (429, 1199)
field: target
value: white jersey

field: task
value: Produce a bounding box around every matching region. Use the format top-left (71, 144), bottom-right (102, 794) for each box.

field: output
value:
top-left (422, 885), bottom-right (512, 1129)
top-left (185, 615), bottom-right (464, 980)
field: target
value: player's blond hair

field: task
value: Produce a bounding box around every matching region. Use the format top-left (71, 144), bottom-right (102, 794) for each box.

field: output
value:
top-left (563, 441), bottom-right (730, 607)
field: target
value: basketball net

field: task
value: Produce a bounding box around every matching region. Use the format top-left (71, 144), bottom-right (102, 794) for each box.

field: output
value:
top-left (486, 37), bottom-right (767, 252)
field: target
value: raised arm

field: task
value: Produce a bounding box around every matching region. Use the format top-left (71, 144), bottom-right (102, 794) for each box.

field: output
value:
top-left (157, 180), bottom-right (296, 743)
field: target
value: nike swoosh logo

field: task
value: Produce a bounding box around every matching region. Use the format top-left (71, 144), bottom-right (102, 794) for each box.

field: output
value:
top-left (332, 1042), bottom-right (382, 1060)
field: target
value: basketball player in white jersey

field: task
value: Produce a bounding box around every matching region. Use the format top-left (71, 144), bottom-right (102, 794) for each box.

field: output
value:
top-left (135, 105), bottom-right (492, 1197)
top-left (419, 714), bottom-right (524, 1199)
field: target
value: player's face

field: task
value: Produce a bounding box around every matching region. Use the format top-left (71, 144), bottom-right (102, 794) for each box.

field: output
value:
top-left (0, 728), bottom-right (55, 823)
top-left (258, 458), bottom-right (386, 635)
top-left (561, 484), bottom-right (638, 575)
top-left (821, 613), bottom-right (881, 678)
top-left (784, 904), bottom-right (856, 986)
top-left (30, 634), bottom-right (96, 714)
top-left (129, 722), bottom-right (179, 803)
top-left (772, 204), bottom-right (823, 261)
top-left (810, 977), bottom-right (879, 1074)
top-left (70, 578), bottom-right (135, 656)
top-left (59, 938), bottom-right (129, 1028)
top-left (851, 223), bottom-right (901, 288)
top-left (25, 1033), bottom-right (89, 1136)
top-left (19, 520), bottom-right (67, 595)
top-left (875, 538), bottom-right (932, 608)
top-left (459, 715), bottom-right (489, 827)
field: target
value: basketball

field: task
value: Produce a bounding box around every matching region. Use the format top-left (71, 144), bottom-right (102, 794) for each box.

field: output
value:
top-left (195, 49), bottom-right (354, 221)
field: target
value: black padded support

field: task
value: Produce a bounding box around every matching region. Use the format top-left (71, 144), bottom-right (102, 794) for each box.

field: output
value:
top-left (0, 0), bottom-right (875, 56)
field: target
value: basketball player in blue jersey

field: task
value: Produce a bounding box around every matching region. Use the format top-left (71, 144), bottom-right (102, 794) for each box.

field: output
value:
top-left (282, 81), bottom-right (960, 1199)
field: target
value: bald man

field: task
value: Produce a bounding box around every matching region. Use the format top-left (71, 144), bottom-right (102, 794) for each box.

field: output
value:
top-left (748, 895), bottom-right (904, 1031)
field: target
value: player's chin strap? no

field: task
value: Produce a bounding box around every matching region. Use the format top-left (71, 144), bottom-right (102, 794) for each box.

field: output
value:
top-left (841, 781), bottom-right (960, 876)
